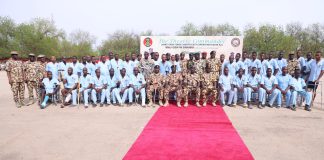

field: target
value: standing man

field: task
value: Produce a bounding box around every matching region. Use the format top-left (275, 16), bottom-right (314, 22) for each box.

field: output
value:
top-left (96, 55), bottom-right (110, 78)
top-left (241, 51), bottom-right (251, 75)
top-left (276, 51), bottom-right (287, 75)
top-left (159, 54), bottom-right (171, 76)
top-left (80, 67), bottom-right (93, 108)
top-left (164, 65), bottom-right (183, 107)
top-left (122, 54), bottom-right (134, 77)
top-left (306, 51), bottom-right (324, 100)
top-left (268, 51), bottom-right (279, 76)
top-left (194, 52), bottom-right (205, 77)
top-left (296, 50), bottom-right (306, 75)
top-left (259, 68), bottom-right (280, 108)
top-left (249, 52), bottom-right (262, 74)
top-left (187, 53), bottom-right (195, 71)
top-left (287, 51), bottom-right (300, 76)
top-left (110, 54), bottom-right (124, 77)
top-left (259, 52), bottom-right (271, 76)
top-left (235, 53), bottom-right (244, 74)
top-left (139, 51), bottom-right (154, 79)
top-left (276, 67), bottom-right (292, 108)
top-left (58, 56), bottom-right (68, 81)
top-left (23, 53), bottom-right (39, 105)
top-left (219, 67), bottom-right (235, 107)
top-left (6, 51), bottom-right (25, 107)
top-left (129, 67), bottom-right (146, 107)
top-left (222, 54), bottom-right (237, 77)
top-left (179, 52), bottom-right (188, 77)
top-left (303, 52), bottom-right (313, 79)
top-left (46, 56), bottom-right (59, 80)
top-left (207, 51), bottom-right (221, 83)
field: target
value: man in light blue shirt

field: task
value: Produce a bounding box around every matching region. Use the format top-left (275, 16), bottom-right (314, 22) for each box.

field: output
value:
top-left (219, 67), bottom-right (234, 106)
top-left (235, 53), bottom-right (244, 73)
top-left (61, 67), bottom-right (78, 107)
top-left (241, 51), bottom-right (251, 75)
top-left (159, 54), bottom-right (171, 76)
top-left (268, 51), bottom-right (279, 76)
top-left (260, 53), bottom-right (271, 76)
top-left (276, 51), bottom-right (287, 75)
top-left (46, 56), bottom-right (59, 80)
top-left (290, 69), bottom-right (312, 111)
top-left (86, 56), bottom-right (97, 77)
top-left (246, 67), bottom-right (262, 109)
top-left (233, 68), bottom-right (248, 107)
top-left (57, 57), bottom-right (68, 80)
top-left (110, 54), bottom-right (124, 77)
top-left (276, 67), bottom-right (292, 108)
top-left (66, 56), bottom-right (83, 76)
top-left (91, 69), bottom-right (107, 107)
top-left (259, 68), bottom-right (280, 108)
top-left (129, 67), bottom-right (146, 107)
top-left (40, 71), bottom-right (59, 109)
top-left (249, 52), bottom-right (262, 74)
top-left (106, 68), bottom-right (118, 105)
top-left (80, 67), bottom-right (93, 108)
top-left (222, 54), bottom-right (237, 77)
top-left (113, 68), bottom-right (132, 105)
top-left (122, 54), bottom-right (135, 77)
top-left (96, 55), bottom-right (110, 78)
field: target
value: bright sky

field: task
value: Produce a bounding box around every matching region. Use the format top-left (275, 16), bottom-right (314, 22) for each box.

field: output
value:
top-left (1, 0), bottom-right (324, 46)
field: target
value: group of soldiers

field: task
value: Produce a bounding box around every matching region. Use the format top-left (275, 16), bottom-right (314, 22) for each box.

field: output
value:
top-left (5, 49), bottom-right (324, 111)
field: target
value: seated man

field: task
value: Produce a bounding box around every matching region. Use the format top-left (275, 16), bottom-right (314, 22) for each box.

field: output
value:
top-left (114, 68), bottom-right (132, 106)
top-left (259, 68), bottom-right (280, 108)
top-left (201, 65), bottom-right (217, 107)
top-left (40, 71), bottom-right (60, 109)
top-left (106, 68), bottom-right (118, 105)
top-left (80, 67), bottom-right (93, 108)
top-left (182, 67), bottom-right (201, 107)
top-left (276, 66), bottom-right (292, 108)
top-left (219, 67), bottom-right (235, 107)
top-left (233, 68), bottom-right (248, 107)
top-left (146, 65), bottom-right (165, 106)
top-left (129, 67), bottom-right (146, 107)
top-left (245, 67), bottom-right (262, 109)
top-left (61, 67), bottom-right (78, 108)
top-left (289, 69), bottom-right (313, 111)
top-left (91, 69), bottom-right (107, 107)
top-left (164, 65), bottom-right (182, 107)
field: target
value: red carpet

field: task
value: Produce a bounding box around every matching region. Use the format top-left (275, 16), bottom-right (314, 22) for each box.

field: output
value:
top-left (123, 104), bottom-right (254, 160)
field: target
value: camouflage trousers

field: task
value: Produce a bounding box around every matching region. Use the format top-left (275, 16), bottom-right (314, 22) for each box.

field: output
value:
top-left (201, 87), bottom-right (218, 103)
top-left (11, 82), bottom-right (25, 103)
top-left (182, 87), bottom-right (200, 102)
top-left (146, 86), bottom-right (164, 102)
top-left (164, 86), bottom-right (182, 102)
top-left (27, 81), bottom-right (39, 101)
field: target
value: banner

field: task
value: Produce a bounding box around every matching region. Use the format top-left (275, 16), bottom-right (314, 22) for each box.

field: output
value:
top-left (140, 36), bottom-right (243, 57)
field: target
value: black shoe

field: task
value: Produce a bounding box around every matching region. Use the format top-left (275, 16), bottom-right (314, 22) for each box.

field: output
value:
top-left (305, 105), bottom-right (311, 111)
top-left (291, 105), bottom-right (296, 111)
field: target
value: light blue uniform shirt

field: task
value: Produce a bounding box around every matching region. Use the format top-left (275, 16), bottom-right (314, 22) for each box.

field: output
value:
top-left (64, 74), bottom-right (78, 89)
top-left (86, 62), bottom-right (97, 76)
top-left (234, 75), bottom-right (247, 88)
top-left (242, 59), bottom-right (251, 75)
top-left (235, 60), bottom-right (245, 72)
top-left (247, 74), bottom-right (261, 88)
top-left (130, 73), bottom-right (146, 87)
top-left (222, 61), bottom-right (237, 77)
top-left (276, 74), bottom-right (292, 90)
top-left (159, 61), bottom-right (171, 76)
top-left (80, 74), bottom-right (93, 89)
top-left (261, 75), bottom-right (278, 90)
top-left (298, 57), bottom-right (306, 69)
top-left (249, 59), bottom-right (262, 70)
top-left (268, 59), bottom-right (279, 74)
top-left (276, 58), bottom-right (287, 74)
top-left (42, 78), bottom-right (59, 93)
top-left (92, 75), bottom-right (107, 89)
top-left (46, 62), bottom-right (59, 79)
top-left (107, 75), bottom-right (118, 87)
top-left (117, 75), bottom-right (130, 89)
top-left (260, 60), bottom-right (271, 76)
top-left (308, 59), bottom-right (324, 81)
top-left (289, 77), bottom-right (306, 91)
top-left (67, 62), bottom-right (82, 76)
top-left (122, 61), bottom-right (135, 76)
top-left (110, 59), bottom-right (124, 75)
top-left (96, 61), bottom-right (110, 77)
top-left (219, 74), bottom-right (233, 90)
top-left (58, 62), bottom-right (68, 76)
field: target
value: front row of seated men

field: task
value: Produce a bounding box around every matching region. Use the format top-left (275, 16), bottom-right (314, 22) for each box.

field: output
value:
top-left (39, 65), bottom-right (312, 111)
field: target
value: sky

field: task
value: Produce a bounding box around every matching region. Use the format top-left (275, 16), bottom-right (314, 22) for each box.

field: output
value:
top-left (1, 0), bottom-right (324, 46)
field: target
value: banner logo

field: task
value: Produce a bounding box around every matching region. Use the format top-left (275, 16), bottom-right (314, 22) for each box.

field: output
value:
top-left (231, 38), bottom-right (240, 47)
top-left (143, 37), bottom-right (153, 47)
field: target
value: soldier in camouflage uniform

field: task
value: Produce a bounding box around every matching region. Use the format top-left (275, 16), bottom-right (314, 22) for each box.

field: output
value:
top-left (23, 53), bottom-right (39, 105)
top-left (146, 65), bottom-right (165, 106)
top-left (164, 65), bottom-right (183, 107)
top-left (201, 65), bottom-right (218, 107)
top-left (194, 52), bottom-right (205, 77)
top-left (287, 52), bottom-right (300, 76)
top-left (207, 51), bottom-right (221, 81)
top-left (182, 67), bottom-right (202, 107)
top-left (36, 55), bottom-right (47, 81)
top-left (187, 53), bottom-right (195, 72)
top-left (6, 51), bottom-right (25, 108)
top-left (139, 51), bottom-right (154, 79)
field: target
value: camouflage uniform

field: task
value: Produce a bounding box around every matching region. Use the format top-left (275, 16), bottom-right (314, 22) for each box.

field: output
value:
top-left (139, 58), bottom-right (154, 79)
top-left (187, 59), bottom-right (195, 71)
top-left (164, 72), bottom-right (182, 102)
top-left (182, 73), bottom-right (201, 102)
top-left (194, 59), bottom-right (206, 77)
top-left (23, 60), bottom-right (39, 102)
top-left (6, 59), bottom-right (25, 104)
top-left (36, 61), bottom-right (47, 81)
top-left (207, 58), bottom-right (221, 81)
top-left (287, 59), bottom-right (299, 76)
top-left (201, 72), bottom-right (217, 103)
top-left (146, 72), bottom-right (165, 102)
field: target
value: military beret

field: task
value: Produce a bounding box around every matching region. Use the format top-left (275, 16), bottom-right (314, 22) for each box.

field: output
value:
top-left (28, 53), bottom-right (35, 56)
top-left (289, 51), bottom-right (295, 55)
top-left (37, 54), bottom-right (45, 58)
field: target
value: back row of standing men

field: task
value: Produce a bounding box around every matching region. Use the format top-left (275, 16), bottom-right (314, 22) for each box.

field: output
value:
top-left (5, 50), bottom-right (324, 111)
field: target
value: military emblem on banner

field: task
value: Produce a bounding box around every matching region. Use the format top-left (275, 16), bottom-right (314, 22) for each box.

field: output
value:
top-left (143, 37), bottom-right (153, 47)
top-left (231, 38), bottom-right (240, 47)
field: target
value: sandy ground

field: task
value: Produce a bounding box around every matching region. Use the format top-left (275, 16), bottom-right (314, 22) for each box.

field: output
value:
top-left (0, 71), bottom-right (324, 160)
